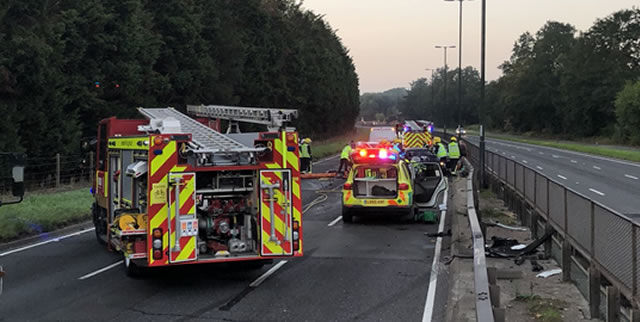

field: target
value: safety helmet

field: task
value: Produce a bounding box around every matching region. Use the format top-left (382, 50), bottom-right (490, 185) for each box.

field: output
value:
top-left (434, 137), bottom-right (441, 143)
top-left (304, 138), bottom-right (312, 143)
top-left (379, 139), bottom-right (388, 145)
top-left (450, 136), bottom-right (457, 142)
top-left (393, 139), bottom-right (401, 144)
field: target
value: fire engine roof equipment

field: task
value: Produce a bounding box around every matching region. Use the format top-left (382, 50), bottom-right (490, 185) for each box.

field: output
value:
top-left (187, 104), bottom-right (298, 132)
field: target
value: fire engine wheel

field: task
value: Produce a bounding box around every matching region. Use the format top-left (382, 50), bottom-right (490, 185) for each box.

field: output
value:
top-left (92, 203), bottom-right (107, 245)
top-left (341, 207), bottom-right (353, 223)
top-left (124, 258), bottom-right (144, 278)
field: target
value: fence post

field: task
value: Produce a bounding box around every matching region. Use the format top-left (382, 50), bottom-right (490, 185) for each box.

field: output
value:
top-left (589, 265), bottom-right (601, 319)
top-left (89, 152), bottom-right (94, 184)
top-left (606, 286), bottom-right (620, 322)
top-left (55, 153), bottom-right (61, 188)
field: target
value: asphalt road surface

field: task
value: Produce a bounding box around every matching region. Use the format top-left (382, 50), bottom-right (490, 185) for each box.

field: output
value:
top-left (0, 155), bottom-right (448, 321)
top-left (466, 136), bottom-right (640, 217)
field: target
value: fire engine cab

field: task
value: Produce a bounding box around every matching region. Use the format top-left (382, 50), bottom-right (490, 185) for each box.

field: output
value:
top-left (92, 106), bottom-right (302, 275)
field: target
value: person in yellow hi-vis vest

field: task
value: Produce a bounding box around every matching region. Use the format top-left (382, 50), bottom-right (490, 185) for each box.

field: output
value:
top-left (300, 138), bottom-right (312, 173)
top-left (338, 141), bottom-right (355, 177)
top-left (448, 136), bottom-right (461, 174)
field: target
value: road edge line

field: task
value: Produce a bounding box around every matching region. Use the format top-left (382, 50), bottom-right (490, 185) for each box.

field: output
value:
top-left (0, 227), bottom-right (95, 257)
top-left (422, 187), bottom-right (449, 322)
top-left (249, 260), bottom-right (288, 288)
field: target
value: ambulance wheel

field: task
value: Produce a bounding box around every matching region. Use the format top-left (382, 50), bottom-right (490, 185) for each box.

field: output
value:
top-left (342, 207), bottom-right (353, 223)
top-left (124, 257), bottom-right (144, 278)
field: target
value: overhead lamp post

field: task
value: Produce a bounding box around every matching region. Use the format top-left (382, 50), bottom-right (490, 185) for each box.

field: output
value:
top-left (425, 68), bottom-right (435, 120)
top-left (480, 0), bottom-right (486, 187)
top-left (435, 45), bottom-right (456, 130)
top-left (445, 0), bottom-right (472, 128)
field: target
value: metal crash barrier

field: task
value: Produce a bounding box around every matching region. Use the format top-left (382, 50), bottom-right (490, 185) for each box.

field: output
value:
top-left (462, 136), bottom-right (640, 321)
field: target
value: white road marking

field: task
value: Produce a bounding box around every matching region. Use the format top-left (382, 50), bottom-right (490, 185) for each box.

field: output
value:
top-left (593, 166), bottom-right (601, 170)
top-left (313, 154), bottom-right (340, 165)
top-left (522, 160), bottom-right (528, 164)
top-left (536, 166), bottom-right (544, 170)
top-left (571, 160), bottom-right (577, 163)
top-left (422, 188), bottom-right (449, 322)
top-left (78, 260), bottom-right (123, 280)
top-left (552, 154), bottom-right (559, 158)
top-left (501, 152), bottom-right (506, 155)
top-left (0, 227), bottom-right (95, 257)
top-left (557, 175), bottom-right (568, 180)
top-left (249, 260), bottom-right (288, 287)
top-left (625, 174), bottom-right (639, 180)
top-left (511, 155), bottom-right (516, 159)
top-left (328, 215), bottom-right (342, 227)
top-left (589, 188), bottom-right (605, 196)
top-left (539, 152), bottom-right (544, 155)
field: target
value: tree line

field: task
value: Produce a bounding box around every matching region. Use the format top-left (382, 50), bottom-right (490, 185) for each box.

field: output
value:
top-left (362, 8), bottom-right (640, 144)
top-left (0, 0), bottom-right (360, 157)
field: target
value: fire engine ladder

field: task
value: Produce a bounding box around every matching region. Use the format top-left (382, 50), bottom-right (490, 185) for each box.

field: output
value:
top-left (405, 120), bottom-right (424, 132)
top-left (187, 104), bottom-right (298, 132)
top-left (138, 108), bottom-right (263, 165)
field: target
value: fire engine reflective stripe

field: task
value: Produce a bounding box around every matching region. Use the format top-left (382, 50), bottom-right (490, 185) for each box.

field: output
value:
top-left (388, 199), bottom-right (399, 206)
top-left (150, 141), bottom-right (177, 179)
top-left (404, 132), bottom-right (430, 148)
top-left (399, 191), bottom-right (406, 202)
top-left (108, 137), bottom-right (149, 150)
top-left (260, 171), bottom-right (292, 255)
top-left (172, 236), bottom-right (196, 262)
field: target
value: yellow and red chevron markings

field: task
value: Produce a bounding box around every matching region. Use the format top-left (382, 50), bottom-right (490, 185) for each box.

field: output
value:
top-left (403, 132), bottom-right (431, 148)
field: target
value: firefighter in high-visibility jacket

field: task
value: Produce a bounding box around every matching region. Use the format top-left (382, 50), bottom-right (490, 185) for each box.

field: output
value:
top-left (338, 141), bottom-right (354, 177)
top-left (448, 136), bottom-right (461, 174)
top-left (300, 138), bottom-right (312, 173)
top-left (433, 137), bottom-right (448, 161)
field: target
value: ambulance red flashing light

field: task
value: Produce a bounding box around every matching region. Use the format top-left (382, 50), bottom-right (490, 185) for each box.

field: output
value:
top-left (353, 148), bottom-right (397, 163)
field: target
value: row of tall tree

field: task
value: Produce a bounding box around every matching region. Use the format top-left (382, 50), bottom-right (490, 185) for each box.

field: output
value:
top-left (365, 8), bottom-right (640, 144)
top-left (0, 0), bottom-right (360, 157)
top-left (485, 8), bottom-right (640, 142)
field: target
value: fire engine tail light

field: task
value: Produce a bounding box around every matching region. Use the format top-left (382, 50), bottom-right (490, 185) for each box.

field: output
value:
top-left (359, 149), bottom-right (367, 157)
top-left (293, 220), bottom-right (300, 251)
top-left (399, 183), bottom-right (409, 190)
top-left (152, 228), bottom-right (163, 260)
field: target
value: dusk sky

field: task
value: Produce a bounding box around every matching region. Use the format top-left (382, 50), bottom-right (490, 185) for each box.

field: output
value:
top-left (302, 0), bottom-right (639, 93)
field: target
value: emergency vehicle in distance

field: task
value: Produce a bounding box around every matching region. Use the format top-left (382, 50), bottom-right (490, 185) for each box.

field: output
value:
top-left (92, 106), bottom-right (302, 275)
top-left (341, 145), bottom-right (447, 223)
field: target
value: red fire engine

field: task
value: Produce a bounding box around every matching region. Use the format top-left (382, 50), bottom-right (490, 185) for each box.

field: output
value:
top-left (91, 106), bottom-right (302, 275)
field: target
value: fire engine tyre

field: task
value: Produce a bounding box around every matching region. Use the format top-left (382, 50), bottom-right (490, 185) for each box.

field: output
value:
top-left (92, 203), bottom-right (107, 245)
top-left (342, 207), bottom-right (353, 223)
top-left (124, 257), bottom-right (144, 278)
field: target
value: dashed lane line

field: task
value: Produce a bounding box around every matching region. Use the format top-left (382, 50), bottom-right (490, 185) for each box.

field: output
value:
top-left (589, 188), bottom-right (605, 196)
top-left (557, 175), bottom-right (568, 180)
top-left (78, 261), bottom-right (123, 280)
top-left (249, 260), bottom-right (288, 287)
top-left (536, 166), bottom-right (544, 170)
top-left (522, 160), bottom-right (528, 164)
top-left (625, 174), bottom-right (639, 180)
top-left (593, 166), bottom-right (601, 170)
top-left (328, 216), bottom-right (342, 227)
top-left (571, 160), bottom-right (578, 163)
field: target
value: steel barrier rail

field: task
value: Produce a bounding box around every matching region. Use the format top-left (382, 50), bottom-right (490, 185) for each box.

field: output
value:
top-left (464, 158), bottom-right (496, 322)
top-left (461, 136), bottom-right (640, 319)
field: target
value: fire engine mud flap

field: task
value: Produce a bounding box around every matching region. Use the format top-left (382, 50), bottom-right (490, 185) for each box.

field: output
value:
top-left (259, 169), bottom-right (294, 257)
top-left (168, 172), bottom-right (198, 263)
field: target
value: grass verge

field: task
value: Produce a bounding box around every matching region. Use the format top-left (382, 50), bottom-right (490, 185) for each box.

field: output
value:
top-left (515, 294), bottom-right (567, 322)
top-left (313, 127), bottom-right (370, 160)
top-left (0, 188), bottom-right (93, 242)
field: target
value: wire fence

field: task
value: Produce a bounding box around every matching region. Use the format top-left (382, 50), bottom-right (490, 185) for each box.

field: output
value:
top-left (0, 152), bottom-right (93, 193)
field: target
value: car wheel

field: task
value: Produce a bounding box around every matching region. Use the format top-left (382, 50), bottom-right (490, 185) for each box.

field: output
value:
top-left (342, 207), bottom-right (353, 223)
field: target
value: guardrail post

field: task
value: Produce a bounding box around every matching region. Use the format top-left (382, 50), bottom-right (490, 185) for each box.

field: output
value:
top-left (606, 286), bottom-right (620, 322)
top-left (562, 239), bottom-right (572, 282)
top-left (589, 265), bottom-right (601, 319)
top-left (56, 153), bottom-right (61, 188)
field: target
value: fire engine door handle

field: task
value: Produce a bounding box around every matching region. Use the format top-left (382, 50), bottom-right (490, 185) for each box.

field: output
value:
top-left (261, 180), bottom-right (280, 243)
top-left (172, 177), bottom-right (182, 252)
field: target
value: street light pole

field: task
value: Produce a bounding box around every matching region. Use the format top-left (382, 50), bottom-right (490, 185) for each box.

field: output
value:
top-left (480, 0), bottom-right (487, 187)
top-left (446, 0), bottom-right (471, 128)
top-left (435, 45), bottom-right (456, 130)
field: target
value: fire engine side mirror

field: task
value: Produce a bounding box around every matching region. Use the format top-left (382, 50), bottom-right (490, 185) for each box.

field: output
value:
top-left (11, 165), bottom-right (24, 197)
